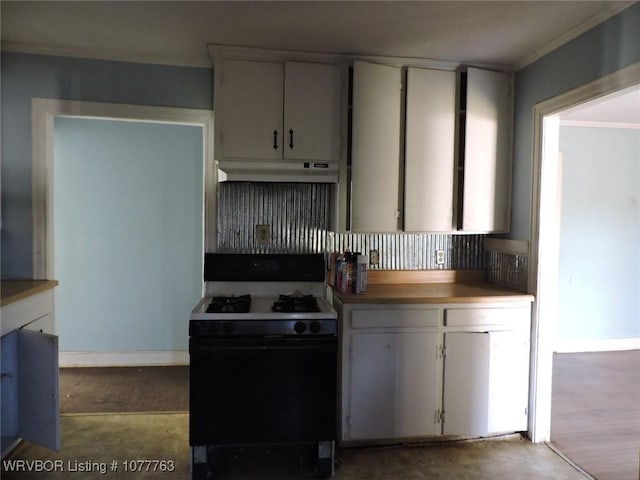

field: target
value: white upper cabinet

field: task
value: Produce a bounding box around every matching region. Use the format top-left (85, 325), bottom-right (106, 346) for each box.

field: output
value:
top-left (459, 67), bottom-right (513, 233)
top-left (351, 61), bottom-right (403, 232)
top-left (349, 63), bottom-right (513, 234)
top-left (215, 58), bottom-right (341, 163)
top-left (404, 67), bottom-right (456, 232)
top-left (284, 62), bottom-right (342, 162)
top-left (216, 59), bottom-right (283, 161)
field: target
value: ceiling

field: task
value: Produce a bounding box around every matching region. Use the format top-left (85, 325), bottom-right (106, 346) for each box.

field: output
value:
top-left (1, 1), bottom-right (634, 70)
top-left (559, 86), bottom-right (640, 125)
top-left (1, 1), bottom-right (638, 124)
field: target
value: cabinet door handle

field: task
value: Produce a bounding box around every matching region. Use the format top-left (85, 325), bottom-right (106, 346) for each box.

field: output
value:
top-left (289, 129), bottom-right (294, 149)
top-left (273, 130), bottom-right (279, 150)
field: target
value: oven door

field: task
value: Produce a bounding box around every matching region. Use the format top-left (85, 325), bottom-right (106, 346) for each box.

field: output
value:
top-left (189, 336), bottom-right (337, 446)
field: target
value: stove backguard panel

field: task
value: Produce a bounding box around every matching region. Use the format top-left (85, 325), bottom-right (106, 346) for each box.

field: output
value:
top-left (216, 182), bottom-right (486, 271)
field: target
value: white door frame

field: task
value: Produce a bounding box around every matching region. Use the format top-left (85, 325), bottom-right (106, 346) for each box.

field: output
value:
top-left (527, 61), bottom-right (640, 442)
top-left (31, 98), bottom-right (215, 280)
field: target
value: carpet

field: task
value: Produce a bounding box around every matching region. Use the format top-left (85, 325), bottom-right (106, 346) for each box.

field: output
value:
top-left (59, 366), bottom-right (189, 414)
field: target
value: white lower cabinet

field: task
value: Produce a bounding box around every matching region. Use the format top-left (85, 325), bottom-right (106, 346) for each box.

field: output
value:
top-left (442, 330), bottom-right (529, 436)
top-left (349, 332), bottom-right (440, 440)
top-left (337, 301), bottom-right (531, 443)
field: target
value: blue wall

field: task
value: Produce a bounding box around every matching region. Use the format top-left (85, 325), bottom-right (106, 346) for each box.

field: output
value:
top-left (0, 52), bottom-right (212, 279)
top-left (512, 3), bottom-right (640, 240)
top-left (53, 117), bottom-right (203, 351)
top-left (558, 126), bottom-right (640, 343)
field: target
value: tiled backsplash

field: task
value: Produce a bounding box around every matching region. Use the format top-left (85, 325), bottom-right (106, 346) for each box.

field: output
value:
top-left (217, 182), bottom-right (491, 272)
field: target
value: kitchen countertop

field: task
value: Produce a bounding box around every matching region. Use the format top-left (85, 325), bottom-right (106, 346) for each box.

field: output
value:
top-left (1, 280), bottom-right (59, 307)
top-left (330, 270), bottom-right (534, 304)
top-left (332, 282), bottom-right (534, 304)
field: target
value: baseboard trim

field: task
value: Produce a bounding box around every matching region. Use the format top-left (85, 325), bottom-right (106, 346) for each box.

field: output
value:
top-left (59, 350), bottom-right (189, 367)
top-left (554, 338), bottom-right (640, 353)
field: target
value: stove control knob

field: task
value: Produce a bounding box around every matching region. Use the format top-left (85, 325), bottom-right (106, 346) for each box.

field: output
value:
top-left (309, 321), bottom-right (322, 334)
top-left (294, 321), bottom-right (307, 334)
top-left (222, 322), bottom-right (234, 334)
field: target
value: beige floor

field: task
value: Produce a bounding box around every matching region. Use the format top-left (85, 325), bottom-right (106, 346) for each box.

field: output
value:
top-left (2, 413), bottom-right (589, 480)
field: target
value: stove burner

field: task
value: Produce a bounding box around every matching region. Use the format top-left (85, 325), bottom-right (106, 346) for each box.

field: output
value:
top-left (207, 295), bottom-right (251, 313)
top-left (272, 294), bottom-right (321, 313)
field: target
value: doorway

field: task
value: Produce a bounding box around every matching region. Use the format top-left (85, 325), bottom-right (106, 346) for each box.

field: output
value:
top-left (31, 98), bottom-right (215, 366)
top-left (53, 117), bottom-right (203, 359)
top-left (529, 63), bottom-right (640, 477)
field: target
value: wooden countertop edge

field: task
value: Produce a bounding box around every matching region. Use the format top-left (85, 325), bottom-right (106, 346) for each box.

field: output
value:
top-left (331, 282), bottom-right (534, 304)
top-left (333, 294), bottom-right (535, 304)
top-left (1, 280), bottom-right (59, 307)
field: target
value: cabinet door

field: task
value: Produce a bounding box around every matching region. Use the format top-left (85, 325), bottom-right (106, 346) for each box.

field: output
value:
top-left (349, 332), bottom-right (439, 440)
top-left (461, 67), bottom-right (512, 232)
top-left (404, 68), bottom-right (456, 232)
top-left (351, 61), bottom-right (402, 232)
top-left (486, 331), bottom-right (529, 433)
top-left (17, 329), bottom-right (60, 451)
top-left (217, 59), bottom-right (283, 160)
top-left (349, 333), bottom-right (396, 439)
top-left (284, 62), bottom-right (341, 162)
top-left (443, 331), bottom-right (529, 436)
top-left (1, 332), bottom-right (19, 457)
top-left (442, 332), bottom-right (491, 436)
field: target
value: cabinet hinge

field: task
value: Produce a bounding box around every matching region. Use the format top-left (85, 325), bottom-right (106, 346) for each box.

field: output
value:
top-left (434, 409), bottom-right (445, 424)
top-left (398, 81), bottom-right (403, 91)
top-left (437, 344), bottom-right (448, 359)
top-left (440, 410), bottom-right (445, 424)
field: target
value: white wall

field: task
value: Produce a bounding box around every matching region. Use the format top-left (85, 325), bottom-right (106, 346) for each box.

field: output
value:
top-left (557, 125), bottom-right (640, 348)
top-left (53, 117), bottom-right (203, 352)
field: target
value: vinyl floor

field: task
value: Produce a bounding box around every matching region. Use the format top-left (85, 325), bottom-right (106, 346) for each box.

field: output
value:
top-left (10, 352), bottom-right (639, 479)
top-left (2, 414), bottom-right (587, 480)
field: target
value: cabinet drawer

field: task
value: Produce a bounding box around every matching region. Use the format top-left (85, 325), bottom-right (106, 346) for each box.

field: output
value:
top-left (352, 309), bottom-right (439, 329)
top-left (445, 306), bottom-right (530, 328)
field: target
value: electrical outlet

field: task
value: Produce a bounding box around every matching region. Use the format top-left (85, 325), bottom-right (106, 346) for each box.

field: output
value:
top-left (256, 224), bottom-right (270, 245)
top-left (369, 249), bottom-right (379, 266)
top-left (436, 250), bottom-right (445, 265)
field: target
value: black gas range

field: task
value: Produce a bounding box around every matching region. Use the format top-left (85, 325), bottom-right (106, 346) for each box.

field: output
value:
top-left (189, 253), bottom-right (337, 479)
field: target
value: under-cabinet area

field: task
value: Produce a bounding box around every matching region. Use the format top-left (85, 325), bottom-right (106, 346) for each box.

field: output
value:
top-left (1, 281), bottom-right (60, 458)
top-left (331, 285), bottom-right (532, 445)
